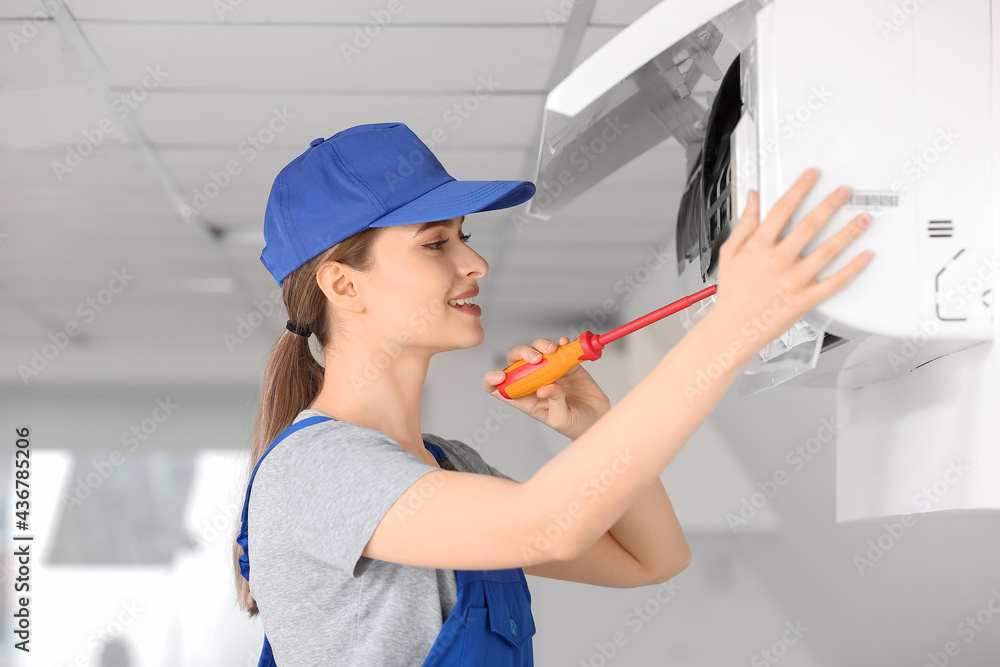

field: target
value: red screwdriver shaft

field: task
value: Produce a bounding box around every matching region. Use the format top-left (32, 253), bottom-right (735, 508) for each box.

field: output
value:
top-left (597, 283), bottom-right (718, 346)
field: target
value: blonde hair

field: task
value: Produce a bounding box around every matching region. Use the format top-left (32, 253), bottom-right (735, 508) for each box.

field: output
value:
top-left (232, 226), bottom-right (386, 617)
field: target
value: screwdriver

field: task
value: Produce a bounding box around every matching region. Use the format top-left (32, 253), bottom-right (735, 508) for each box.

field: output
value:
top-left (496, 284), bottom-right (719, 399)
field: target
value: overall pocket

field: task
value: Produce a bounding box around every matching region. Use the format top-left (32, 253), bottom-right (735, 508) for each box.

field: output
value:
top-left (481, 578), bottom-right (536, 650)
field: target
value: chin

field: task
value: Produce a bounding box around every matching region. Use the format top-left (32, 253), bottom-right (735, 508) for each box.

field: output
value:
top-left (455, 325), bottom-right (485, 348)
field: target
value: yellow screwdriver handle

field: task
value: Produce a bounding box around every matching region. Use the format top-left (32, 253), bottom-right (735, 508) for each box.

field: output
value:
top-left (496, 338), bottom-right (588, 399)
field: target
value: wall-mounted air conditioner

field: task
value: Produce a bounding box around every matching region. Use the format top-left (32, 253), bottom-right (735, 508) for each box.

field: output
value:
top-left (533, 0), bottom-right (999, 520)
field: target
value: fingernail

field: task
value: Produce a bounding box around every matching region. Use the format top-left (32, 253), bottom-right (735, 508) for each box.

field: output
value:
top-left (493, 371), bottom-right (504, 381)
top-left (858, 214), bottom-right (870, 229)
top-left (837, 186), bottom-right (851, 201)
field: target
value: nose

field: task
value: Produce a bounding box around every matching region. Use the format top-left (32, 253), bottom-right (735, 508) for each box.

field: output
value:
top-left (462, 243), bottom-right (488, 278)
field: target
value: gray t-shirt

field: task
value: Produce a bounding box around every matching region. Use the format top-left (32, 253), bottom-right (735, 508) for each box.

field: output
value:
top-left (247, 408), bottom-right (516, 666)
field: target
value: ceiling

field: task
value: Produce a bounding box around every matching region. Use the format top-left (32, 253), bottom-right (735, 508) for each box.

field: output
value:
top-left (0, 0), bottom-right (691, 387)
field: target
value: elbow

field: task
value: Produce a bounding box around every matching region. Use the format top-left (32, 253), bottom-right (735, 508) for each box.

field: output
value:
top-left (520, 535), bottom-right (579, 566)
top-left (550, 531), bottom-right (586, 563)
top-left (648, 545), bottom-right (692, 585)
top-left (537, 525), bottom-right (588, 563)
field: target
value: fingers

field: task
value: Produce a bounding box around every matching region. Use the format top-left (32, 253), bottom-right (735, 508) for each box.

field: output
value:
top-left (777, 186), bottom-right (853, 261)
top-left (505, 337), bottom-right (569, 365)
top-left (801, 248), bottom-right (874, 307)
top-left (756, 168), bottom-right (819, 244)
top-left (792, 213), bottom-right (872, 285)
top-left (487, 335), bottom-right (573, 397)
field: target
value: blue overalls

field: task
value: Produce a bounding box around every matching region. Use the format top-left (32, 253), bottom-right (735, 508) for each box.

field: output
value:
top-left (236, 415), bottom-right (536, 666)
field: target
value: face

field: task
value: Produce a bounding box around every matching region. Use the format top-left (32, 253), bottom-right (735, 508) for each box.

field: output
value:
top-left (361, 215), bottom-right (489, 354)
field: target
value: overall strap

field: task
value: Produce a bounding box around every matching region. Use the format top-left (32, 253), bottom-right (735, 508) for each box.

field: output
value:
top-left (423, 440), bottom-right (446, 460)
top-left (237, 415), bottom-right (334, 581)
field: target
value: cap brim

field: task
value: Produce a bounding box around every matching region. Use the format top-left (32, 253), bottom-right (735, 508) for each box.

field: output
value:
top-left (368, 179), bottom-right (535, 228)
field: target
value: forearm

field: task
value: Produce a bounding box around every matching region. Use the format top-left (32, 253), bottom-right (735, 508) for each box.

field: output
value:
top-left (522, 308), bottom-right (755, 561)
top-left (606, 476), bottom-right (690, 579)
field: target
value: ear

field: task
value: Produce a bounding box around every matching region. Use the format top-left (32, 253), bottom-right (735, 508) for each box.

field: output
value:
top-left (316, 260), bottom-right (365, 313)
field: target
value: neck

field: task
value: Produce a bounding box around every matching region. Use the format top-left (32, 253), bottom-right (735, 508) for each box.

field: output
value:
top-left (308, 340), bottom-right (430, 456)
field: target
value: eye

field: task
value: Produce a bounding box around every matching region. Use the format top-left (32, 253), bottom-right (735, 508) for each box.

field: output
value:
top-left (423, 233), bottom-right (472, 250)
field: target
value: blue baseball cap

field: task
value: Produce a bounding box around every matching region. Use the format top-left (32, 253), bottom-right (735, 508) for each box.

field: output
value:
top-left (260, 122), bottom-right (536, 286)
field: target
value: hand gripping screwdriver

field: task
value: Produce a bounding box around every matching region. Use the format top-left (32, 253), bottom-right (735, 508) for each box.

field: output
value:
top-left (496, 284), bottom-right (718, 399)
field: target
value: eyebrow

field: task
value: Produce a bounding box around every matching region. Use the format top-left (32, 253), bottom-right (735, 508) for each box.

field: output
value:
top-left (412, 215), bottom-right (465, 238)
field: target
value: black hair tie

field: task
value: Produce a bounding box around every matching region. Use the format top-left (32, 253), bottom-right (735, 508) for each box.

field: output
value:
top-left (286, 320), bottom-right (312, 338)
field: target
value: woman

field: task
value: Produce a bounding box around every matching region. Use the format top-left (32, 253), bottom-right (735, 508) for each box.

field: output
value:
top-left (232, 122), bottom-right (873, 665)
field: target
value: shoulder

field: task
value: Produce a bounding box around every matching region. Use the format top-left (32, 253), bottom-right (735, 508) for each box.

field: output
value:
top-left (259, 416), bottom-right (414, 480)
top-left (252, 416), bottom-right (441, 521)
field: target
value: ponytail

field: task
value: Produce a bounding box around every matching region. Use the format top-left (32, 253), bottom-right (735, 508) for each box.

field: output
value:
top-left (233, 226), bottom-right (385, 616)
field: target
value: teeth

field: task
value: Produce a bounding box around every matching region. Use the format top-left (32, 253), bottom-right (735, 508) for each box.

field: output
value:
top-left (448, 297), bottom-right (476, 307)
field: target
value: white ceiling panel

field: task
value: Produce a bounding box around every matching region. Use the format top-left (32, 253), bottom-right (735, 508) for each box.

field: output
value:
top-left (3, 241), bottom-right (222, 306)
top-left (0, 83), bottom-right (123, 149)
top-left (0, 145), bottom-right (157, 190)
top-left (3, 186), bottom-right (175, 218)
top-left (0, 20), bottom-right (93, 89)
top-left (3, 217), bottom-right (213, 263)
top-left (0, 2), bottom-right (58, 19)
top-left (130, 90), bottom-right (544, 149)
top-left (79, 24), bottom-right (562, 93)
top-left (68, 0), bottom-right (574, 25)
